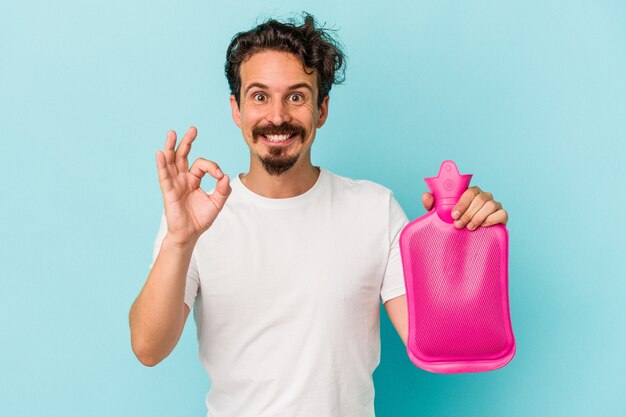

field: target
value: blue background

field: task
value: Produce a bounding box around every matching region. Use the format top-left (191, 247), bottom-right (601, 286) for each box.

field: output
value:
top-left (1, 0), bottom-right (625, 416)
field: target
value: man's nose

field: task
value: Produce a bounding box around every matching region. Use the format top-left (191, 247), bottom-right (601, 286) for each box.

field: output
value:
top-left (266, 99), bottom-right (291, 125)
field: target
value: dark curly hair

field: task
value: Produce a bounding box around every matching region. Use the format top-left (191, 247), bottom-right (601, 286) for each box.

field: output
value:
top-left (225, 12), bottom-right (346, 108)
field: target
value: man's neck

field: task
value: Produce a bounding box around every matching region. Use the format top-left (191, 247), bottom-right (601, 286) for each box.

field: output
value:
top-left (240, 159), bottom-right (321, 199)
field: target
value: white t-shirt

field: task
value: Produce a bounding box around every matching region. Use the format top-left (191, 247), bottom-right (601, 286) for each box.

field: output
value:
top-left (150, 167), bottom-right (409, 417)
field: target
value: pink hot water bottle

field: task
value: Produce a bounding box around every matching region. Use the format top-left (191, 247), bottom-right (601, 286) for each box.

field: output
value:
top-left (399, 160), bottom-right (516, 373)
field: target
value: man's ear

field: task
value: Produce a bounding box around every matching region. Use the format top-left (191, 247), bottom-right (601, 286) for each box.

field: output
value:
top-left (316, 95), bottom-right (330, 128)
top-left (230, 95), bottom-right (242, 128)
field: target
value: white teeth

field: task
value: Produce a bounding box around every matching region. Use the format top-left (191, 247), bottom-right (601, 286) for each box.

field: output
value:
top-left (265, 134), bottom-right (292, 142)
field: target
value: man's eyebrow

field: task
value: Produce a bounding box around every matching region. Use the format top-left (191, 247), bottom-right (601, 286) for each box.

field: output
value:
top-left (244, 83), bottom-right (268, 95)
top-left (243, 82), bottom-right (313, 94)
top-left (287, 83), bottom-right (313, 91)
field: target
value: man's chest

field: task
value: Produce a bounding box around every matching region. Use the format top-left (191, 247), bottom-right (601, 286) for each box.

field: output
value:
top-left (193, 207), bottom-right (388, 316)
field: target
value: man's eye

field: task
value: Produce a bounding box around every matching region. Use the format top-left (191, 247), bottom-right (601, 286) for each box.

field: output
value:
top-left (252, 93), bottom-right (267, 102)
top-left (288, 93), bottom-right (304, 103)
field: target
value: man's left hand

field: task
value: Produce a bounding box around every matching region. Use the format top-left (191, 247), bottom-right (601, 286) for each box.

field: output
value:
top-left (421, 186), bottom-right (508, 230)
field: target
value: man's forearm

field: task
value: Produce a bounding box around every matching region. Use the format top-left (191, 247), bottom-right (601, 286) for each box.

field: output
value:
top-left (129, 234), bottom-right (197, 366)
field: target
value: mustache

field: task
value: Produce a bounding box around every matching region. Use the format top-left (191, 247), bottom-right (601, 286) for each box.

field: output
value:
top-left (252, 122), bottom-right (306, 139)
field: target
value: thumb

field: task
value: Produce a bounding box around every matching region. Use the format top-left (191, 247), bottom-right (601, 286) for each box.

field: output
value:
top-left (209, 173), bottom-right (232, 210)
top-left (422, 192), bottom-right (434, 211)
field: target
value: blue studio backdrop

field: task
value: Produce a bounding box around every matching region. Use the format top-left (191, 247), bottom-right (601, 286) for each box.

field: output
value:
top-left (1, 1), bottom-right (625, 416)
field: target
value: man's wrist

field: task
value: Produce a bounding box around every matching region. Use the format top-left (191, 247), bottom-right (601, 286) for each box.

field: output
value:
top-left (162, 234), bottom-right (198, 253)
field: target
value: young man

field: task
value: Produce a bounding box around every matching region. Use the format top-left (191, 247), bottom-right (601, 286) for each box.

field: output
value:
top-left (129, 14), bottom-right (508, 417)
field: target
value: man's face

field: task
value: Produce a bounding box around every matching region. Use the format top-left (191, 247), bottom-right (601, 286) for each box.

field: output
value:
top-left (230, 50), bottom-right (329, 176)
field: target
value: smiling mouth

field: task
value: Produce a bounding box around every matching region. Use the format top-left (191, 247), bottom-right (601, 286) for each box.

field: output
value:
top-left (260, 133), bottom-right (299, 145)
top-left (253, 121), bottom-right (307, 145)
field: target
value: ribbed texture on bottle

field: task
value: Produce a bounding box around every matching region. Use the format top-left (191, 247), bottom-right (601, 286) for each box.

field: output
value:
top-left (406, 223), bottom-right (508, 359)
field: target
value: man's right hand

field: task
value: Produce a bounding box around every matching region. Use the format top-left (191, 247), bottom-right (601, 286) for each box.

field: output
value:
top-left (155, 126), bottom-right (231, 246)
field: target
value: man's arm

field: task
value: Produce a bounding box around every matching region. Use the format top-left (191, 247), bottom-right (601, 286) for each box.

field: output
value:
top-left (129, 235), bottom-right (195, 367)
top-left (129, 127), bottom-right (231, 367)
top-left (384, 294), bottom-right (408, 347)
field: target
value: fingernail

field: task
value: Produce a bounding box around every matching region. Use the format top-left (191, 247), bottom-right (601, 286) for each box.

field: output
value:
top-left (455, 220), bottom-right (464, 228)
top-left (467, 222), bottom-right (475, 230)
top-left (452, 210), bottom-right (461, 219)
top-left (216, 168), bottom-right (223, 176)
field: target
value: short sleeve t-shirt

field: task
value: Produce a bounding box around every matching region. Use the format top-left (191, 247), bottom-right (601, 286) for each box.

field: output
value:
top-left (150, 167), bottom-right (409, 417)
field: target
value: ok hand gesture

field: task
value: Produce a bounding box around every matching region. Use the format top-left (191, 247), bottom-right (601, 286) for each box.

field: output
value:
top-left (155, 127), bottom-right (232, 246)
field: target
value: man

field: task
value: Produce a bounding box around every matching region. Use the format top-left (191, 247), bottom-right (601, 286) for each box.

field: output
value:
top-left (129, 13), bottom-right (508, 417)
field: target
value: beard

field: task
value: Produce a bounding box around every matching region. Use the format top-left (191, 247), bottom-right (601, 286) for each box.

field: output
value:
top-left (252, 121), bottom-right (307, 176)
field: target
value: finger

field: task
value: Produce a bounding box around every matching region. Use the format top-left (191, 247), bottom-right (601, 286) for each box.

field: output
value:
top-left (455, 190), bottom-right (493, 229)
top-left (421, 192), bottom-right (434, 211)
top-left (451, 186), bottom-right (482, 220)
top-left (482, 208), bottom-right (509, 227)
top-left (163, 130), bottom-right (177, 165)
top-left (188, 157), bottom-right (223, 182)
top-left (188, 158), bottom-right (232, 210)
top-left (155, 150), bottom-right (174, 193)
top-left (165, 130), bottom-right (176, 151)
top-left (466, 200), bottom-right (502, 230)
top-left (175, 126), bottom-right (197, 171)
